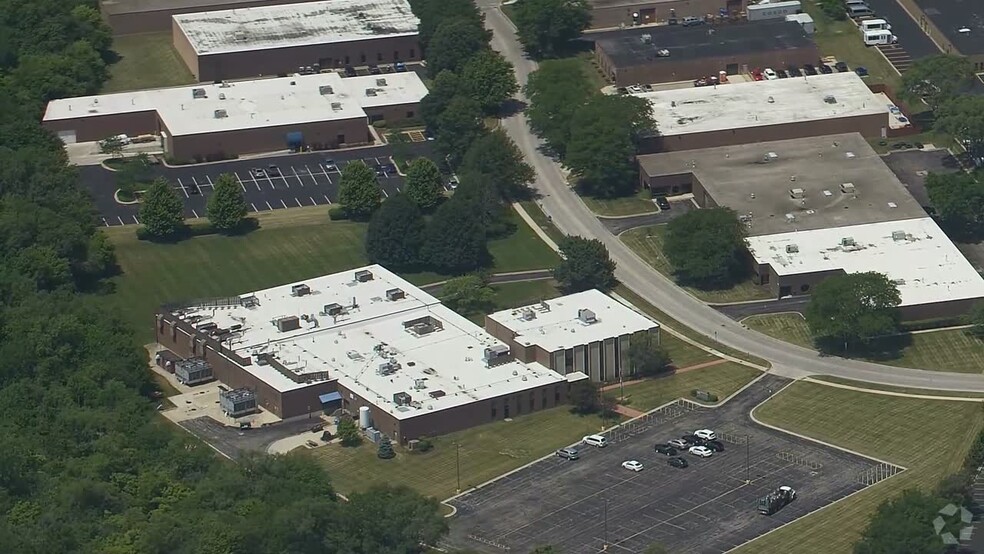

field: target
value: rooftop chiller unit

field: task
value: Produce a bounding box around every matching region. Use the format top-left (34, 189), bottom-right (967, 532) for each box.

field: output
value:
top-left (578, 308), bottom-right (598, 324)
top-left (220, 388), bottom-right (258, 417)
top-left (393, 391), bottom-right (412, 406)
top-left (355, 269), bottom-right (373, 282)
top-left (386, 288), bottom-right (405, 301)
top-left (275, 315), bottom-right (301, 332)
top-left (291, 283), bottom-right (311, 296)
top-left (174, 358), bottom-right (214, 386)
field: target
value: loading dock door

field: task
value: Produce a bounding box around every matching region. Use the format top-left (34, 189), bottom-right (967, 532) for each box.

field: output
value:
top-left (56, 130), bottom-right (77, 144)
top-left (286, 131), bottom-right (303, 151)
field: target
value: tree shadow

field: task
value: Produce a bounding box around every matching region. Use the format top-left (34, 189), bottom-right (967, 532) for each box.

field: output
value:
top-left (498, 98), bottom-right (528, 118)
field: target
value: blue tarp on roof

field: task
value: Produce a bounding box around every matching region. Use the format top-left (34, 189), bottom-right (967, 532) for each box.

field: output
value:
top-left (319, 392), bottom-right (342, 404)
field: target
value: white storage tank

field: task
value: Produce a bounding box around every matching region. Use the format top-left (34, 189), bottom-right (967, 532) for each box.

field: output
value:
top-left (359, 406), bottom-right (371, 429)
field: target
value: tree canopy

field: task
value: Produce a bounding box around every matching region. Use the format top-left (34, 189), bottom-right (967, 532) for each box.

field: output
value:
top-left (426, 17), bottom-right (491, 76)
top-left (525, 58), bottom-right (595, 155)
top-left (567, 95), bottom-right (652, 198)
top-left (899, 54), bottom-right (974, 112)
top-left (933, 95), bottom-right (984, 151)
top-left (365, 192), bottom-right (425, 269)
top-left (925, 171), bottom-right (984, 242)
top-left (460, 49), bottom-right (519, 114)
top-left (854, 489), bottom-right (952, 554)
top-left (805, 272), bottom-right (902, 353)
top-left (422, 190), bottom-right (490, 274)
top-left (663, 208), bottom-right (747, 288)
top-left (440, 274), bottom-right (495, 316)
top-left (434, 95), bottom-right (486, 165)
top-left (206, 173), bottom-right (248, 232)
top-left (404, 157), bottom-right (444, 210)
top-left (461, 130), bottom-right (536, 200)
top-left (553, 236), bottom-right (617, 293)
top-left (139, 177), bottom-right (185, 239)
top-left (338, 161), bottom-right (381, 220)
top-left (408, 0), bottom-right (484, 50)
top-left (513, 0), bottom-right (592, 58)
top-left (628, 332), bottom-right (672, 377)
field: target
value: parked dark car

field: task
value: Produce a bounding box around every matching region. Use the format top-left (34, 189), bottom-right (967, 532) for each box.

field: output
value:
top-left (394, 61), bottom-right (407, 72)
top-left (706, 440), bottom-right (725, 452)
top-left (835, 61), bottom-right (849, 72)
top-left (655, 196), bottom-right (671, 210)
top-left (267, 164), bottom-right (280, 175)
top-left (668, 457), bottom-right (689, 469)
top-left (776, 69), bottom-right (789, 79)
top-left (557, 447), bottom-right (580, 460)
top-left (787, 65), bottom-right (802, 77)
top-left (803, 64), bottom-right (817, 76)
top-left (343, 65), bottom-right (357, 77)
top-left (855, 66), bottom-right (869, 77)
top-left (324, 159), bottom-right (337, 171)
top-left (819, 64), bottom-right (833, 74)
top-left (655, 443), bottom-right (678, 456)
top-left (368, 64), bottom-right (381, 75)
top-left (681, 434), bottom-right (700, 447)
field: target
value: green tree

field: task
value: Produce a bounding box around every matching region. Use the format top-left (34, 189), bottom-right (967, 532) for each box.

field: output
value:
top-left (525, 58), bottom-right (595, 155)
top-left (925, 171), bottom-right (984, 241)
top-left (628, 333), bottom-right (671, 377)
top-left (460, 49), bottom-right (519, 114)
top-left (817, 0), bottom-right (847, 20)
top-left (570, 380), bottom-right (600, 414)
top-left (426, 17), bottom-right (490, 76)
top-left (805, 272), bottom-right (902, 353)
top-left (404, 157), bottom-right (444, 210)
top-left (854, 490), bottom-right (951, 554)
top-left (206, 173), bottom-right (248, 232)
top-left (377, 435), bottom-right (395, 459)
top-left (934, 95), bottom-right (984, 152)
top-left (664, 208), bottom-right (748, 288)
top-left (99, 135), bottom-right (124, 157)
top-left (410, 0), bottom-right (485, 49)
top-left (900, 54), bottom-right (974, 112)
top-left (453, 171), bottom-right (512, 237)
top-left (460, 130), bottom-right (535, 200)
top-left (115, 153), bottom-right (154, 198)
top-left (337, 418), bottom-right (362, 447)
top-left (434, 95), bottom-right (486, 165)
top-left (138, 178), bottom-right (184, 240)
top-left (513, 0), bottom-right (591, 58)
top-left (421, 70), bottom-right (462, 128)
top-left (343, 485), bottom-right (449, 552)
top-left (338, 161), bottom-right (381, 220)
top-left (553, 236), bottom-right (617, 293)
top-left (365, 193), bottom-right (425, 269)
top-left (969, 302), bottom-right (984, 338)
top-left (422, 192), bottom-right (489, 274)
top-left (440, 274), bottom-right (495, 316)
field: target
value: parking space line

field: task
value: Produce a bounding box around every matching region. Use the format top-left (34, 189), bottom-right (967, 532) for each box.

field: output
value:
top-left (291, 167), bottom-right (305, 187)
top-left (323, 194), bottom-right (332, 205)
top-left (192, 209), bottom-right (199, 218)
top-left (191, 176), bottom-right (202, 195)
top-left (266, 201), bottom-right (273, 211)
top-left (265, 174), bottom-right (276, 190)
top-left (381, 188), bottom-right (389, 198)
top-left (295, 197), bottom-right (302, 207)
top-left (132, 215), bottom-right (139, 224)
top-left (118, 216), bottom-right (125, 225)
top-left (102, 217), bottom-right (109, 227)
top-left (234, 172), bottom-right (248, 192)
top-left (280, 199), bottom-right (288, 209)
top-left (176, 178), bottom-right (190, 198)
top-left (250, 203), bottom-right (258, 212)
top-left (305, 165), bottom-right (318, 185)
top-left (310, 196), bottom-right (317, 205)
top-left (204, 175), bottom-right (214, 188)
top-left (319, 164), bottom-right (333, 184)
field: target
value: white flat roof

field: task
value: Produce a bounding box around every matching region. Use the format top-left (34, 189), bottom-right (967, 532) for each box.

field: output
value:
top-left (173, 0), bottom-right (419, 55)
top-left (487, 290), bottom-right (659, 352)
top-left (171, 265), bottom-right (565, 419)
top-left (746, 218), bottom-right (984, 307)
top-left (634, 72), bottom-right (888, 136)
top-left (42, 72), bottom-right (427, 136)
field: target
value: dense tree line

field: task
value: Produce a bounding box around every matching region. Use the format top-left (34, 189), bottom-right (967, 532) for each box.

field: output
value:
top-left (0, 1), bottom-right (447, 552)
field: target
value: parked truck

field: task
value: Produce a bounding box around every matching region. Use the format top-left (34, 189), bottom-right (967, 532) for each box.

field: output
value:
top-left (759, 486), bottom-right (797, 515)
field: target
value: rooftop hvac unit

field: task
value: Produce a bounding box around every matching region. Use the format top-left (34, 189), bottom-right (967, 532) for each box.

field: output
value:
top-left (330, 102), bottom-right (342, 111)
top-left (578, 308), bottom-right (597, 324)
top-left (365, 88), bottom-right (377, 97)
top-left (764, 152), bottom-right (778, 162)
top-left (218, 93), bottom-right (226, 100)
top-left (428, 390), bottom-right (446, 399)
top-left (393, 391), bottom-right (412, 406)
top-left (323, 303), bottom-right (344, 316)
top-left (656, 49), bottom-right (670, 57)
top-left (385, 288), bottom-right (405, 301)
top-left (521, 308), bottom-right (536, 321)
top-left (891, 230), bottom-right (906, 241)
top-left (640, 33), bottom-right (652, 44)
top-left (840, 237), bottom-right (856, 247)
top-left (540, 300), bottom-right (551, 312)
top-left (824, 95), bottom-right (837, 104)
top-left (841, 182), bottom-right (856, 194)
top-left (789, 188), bottom-right (805, 199)
top-left (319, 85), bottom-right (334, 95)
top-left (411, 322), bottom-right (436, 335)
top-left (378, 360), bottom-right (399, 375)
top-left (413, 378), bottom-right (427, 390)
top-left (785, 244), bottom-right (799, 254)
top-left (291, 283), bottom-right (311, 297)
top-left (275, 315), bottom-right (301, 332)
top-left (234, 31), bottom-right (247, 41)
top-left (213, 109), bottom-right (228, 119)
top-left (376, 78), bottom-right (387, 86)
top-left (196, 321), bottom-right (218, 332)
top-left (192, 88), bottom-right (206, 99)
top-left (355, 269), bottom-right (373, 282)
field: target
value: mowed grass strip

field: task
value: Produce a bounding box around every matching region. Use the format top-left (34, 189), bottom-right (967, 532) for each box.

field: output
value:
top-left (104, 32), bottom-right (195, 93)
top-left (581, 192), bottom-right (657, 217)
top-left (737, 382), bottom-right (982, 554)
top-left (616, 362), bottom-right (762, 411)
top-left (310, 406), bottom-right (609, 500)
top-left (620, 225), bottom-right (774, 303)
top-left (810, 375), bottom-right (984, 399)
top-left (743, 313), bottom-right (814, 349)
top-left (742, 313), bottom-right (984, 373)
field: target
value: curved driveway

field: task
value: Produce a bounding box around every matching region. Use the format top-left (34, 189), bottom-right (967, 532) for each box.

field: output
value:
top-left (478, 1), bottom-right (984, 391)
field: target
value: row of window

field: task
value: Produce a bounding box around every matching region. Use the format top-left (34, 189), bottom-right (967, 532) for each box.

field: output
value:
top-left (490, 386), bottom-right (561, 420)
top-left (561, 341), bottom-right (623, 381)
top-left (337, 49), bottom-right (417, 66)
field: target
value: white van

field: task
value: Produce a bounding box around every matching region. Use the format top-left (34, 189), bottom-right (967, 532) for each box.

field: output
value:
top-left (848, 4), bottom-right (874, 17)
top-left (863, 29), bottom-right (897, 45)
top-left (860, 18), bottom-right (891, 32)
top-left (582, 434), bottom-right (608, 448)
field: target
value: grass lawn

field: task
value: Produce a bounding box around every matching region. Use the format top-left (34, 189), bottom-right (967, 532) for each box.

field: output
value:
top-left (739, 382), bottom-right (982, 554)
top-left (107, 206), bottom-right (559, 342)
top-left (743, 313), bottom-right (814, 349)
top-left (310, 406), bottom-right (609, 500)
top-left (616, 362), bottom-right (762, 411)
top-left (518, 201), bottom-right (566, 246)
top-left (489, 279), bottom-right (560, 311)
top-left (581, 190), bottom-right (657, 217)
top-left (867, 130), bottom-right (956, 154)
top-left (104, 33), bottom-right (195, 93)
top-left (801, 1), bottom-right (900, 89)
top-left (741, 313), bottom-right (984, 373)
top-left (810, 375), bottom-right (984, 399)
top-left (620, 225), bottom-right (774, 303)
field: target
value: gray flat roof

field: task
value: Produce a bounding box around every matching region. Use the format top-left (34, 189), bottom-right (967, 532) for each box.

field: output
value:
top-left (595, 20), bottom-right (813, 68)
top-left (639, 133), bottom-right (927, 236)
top-left (914, 0), bottom-right (984, 56)
top-left (101, 0), bottom-right (319, 16)
top-left (173, 0), bottom-right (418, 55)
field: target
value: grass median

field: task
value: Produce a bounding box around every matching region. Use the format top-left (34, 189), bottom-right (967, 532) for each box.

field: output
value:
top-left (738, 382), bottom-right (982, 554)
top-left (581, 190), bottom-right (658, 217)
top-left (615, 361), bottom-right (762, 411)
top-left (104, 33), bottom-right (195, 93)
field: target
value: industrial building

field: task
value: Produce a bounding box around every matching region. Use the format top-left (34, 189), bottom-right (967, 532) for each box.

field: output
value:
top-left (155, 266), bottom-right (577, 443)
top-left (588, 0), bottom-right (747, 29)
top-left (633, 72), bottom-right (891, 152)
top-left (637, 133), bottom-right (984, 319)
top-left (42, 72), bottom-right (427, 161)
top-left (99, 0), bottom-right (324, 35)
top-left (171, 0), bottom-right (420, 81)
top-left (174, 358), bottom-right (214, 385)
top-left (594, 20), bottom-right (818, 86)
top-left (899, 0), bottom-right (984, 69)
top-left (486, 290), bottom-right (660, 383)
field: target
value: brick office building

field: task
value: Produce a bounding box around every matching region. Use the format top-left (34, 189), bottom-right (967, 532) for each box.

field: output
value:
top-left (589, 0), bottom-right (746, 29)
top-left (99, 0), bottom-right (324, 35)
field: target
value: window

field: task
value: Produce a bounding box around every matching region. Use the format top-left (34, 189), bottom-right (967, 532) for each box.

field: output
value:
top-left (800, 284), bottom-right (810, 292)
top-left (377, 52), bottom-right (383, 61)
top-left (393, 50), bottom-right (399, 60)
top-left (503, 398), bottom-right (510, 418)
top-left (542, 388), bottom-right (547, 408)
top-left (368, 114), bottom-right (383, 123)
top-left (529, 392), bottom-right (535, 412)
top-left (564, 349), bottom-right (574, 372)
top-left (336, 134), bottom-right (345, 145)
top-left (555, 386), bottom-right (561, 403)
top-left (344, 55), bottom-right (350, 64)
top-left (761, 271), bottom-right (770, 285)
top-left (491, 403), bottom-right (497, 419)
top-left (410, 48), bottom-right (416, 58)
top-left (360, 53), bottom-right (366, 63)
top-left (406, 110), bottom-right (415, 118)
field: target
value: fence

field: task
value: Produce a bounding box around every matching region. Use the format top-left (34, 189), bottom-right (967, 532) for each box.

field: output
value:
top-left (777, 451), bottom-right (824, 472)
top-left (856, 462), bottom-right (904, 486)
top-left (605, 399), bottom-right (707, 444)
top-left (467, 534), bottom-right (511, 551)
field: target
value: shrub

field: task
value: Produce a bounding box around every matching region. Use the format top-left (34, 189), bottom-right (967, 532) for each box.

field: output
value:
top-left (328, 206), bottom-right (349, 220)
top-left (377, 435), bottom-right (396, 459)
top-left (372, 120), bottom-right (388, 128)
top-left (415, 437), bottom-right (433, 453)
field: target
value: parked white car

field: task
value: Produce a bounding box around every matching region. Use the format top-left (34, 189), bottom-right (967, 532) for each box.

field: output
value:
top-left (622, 460), bottom-right (644, 472)
top-left (694, 429), bottom-right (717, 441)
top-left (764, 68), bottom-right (778, 80)
top-left (583, 434), bottom-right (608, 448)
top-left (689, 446), bottom-right (713, 458)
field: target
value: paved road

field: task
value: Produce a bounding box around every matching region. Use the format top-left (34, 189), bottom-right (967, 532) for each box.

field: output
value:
top-left (865, 0), bottom-right (941, 59)
top-left (714, 297), bottom-right (811, 320)
top-left (479, 0), bottom-right (984, 391)
top-left (599, 198), bottom-right (692, 234)
top-left (78, 142), bottom-right (437, 226)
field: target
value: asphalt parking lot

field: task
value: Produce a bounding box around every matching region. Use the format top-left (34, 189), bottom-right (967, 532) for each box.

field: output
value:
top-left (78, 142), bottom-right (437, 226)
top-left (881, 148), bottom-right (961, 208)
top-left (178, 415), bottom-right (323, 459)
top-left (444, 375), bottom-right (898, 554)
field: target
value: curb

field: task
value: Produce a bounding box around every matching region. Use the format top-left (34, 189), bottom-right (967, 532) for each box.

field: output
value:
top-left (803, 377), bottom-right (984, 403)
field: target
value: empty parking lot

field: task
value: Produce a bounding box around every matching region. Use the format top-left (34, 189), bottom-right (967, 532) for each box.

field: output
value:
top-left (443, 375), bottom-right (900, 554)
top-left (78, 142), bottom-right (438, 226)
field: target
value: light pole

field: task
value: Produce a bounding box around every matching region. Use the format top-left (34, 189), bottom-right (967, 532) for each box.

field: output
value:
top-left (745, 434), bottom-right (750, 483)
top-left (455, 441), bottom-right (461, 493)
